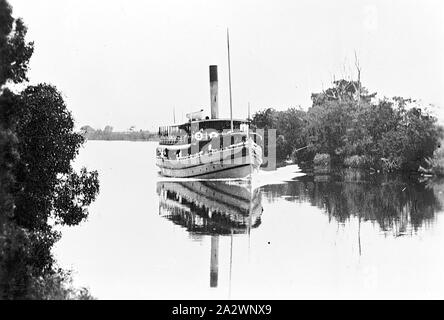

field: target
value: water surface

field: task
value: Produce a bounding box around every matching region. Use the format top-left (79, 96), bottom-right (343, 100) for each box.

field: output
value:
top-left (54, 141), bottom-right (444, 299)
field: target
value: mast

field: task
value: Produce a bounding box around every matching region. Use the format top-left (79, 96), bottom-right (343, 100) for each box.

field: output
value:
top-left (228, 230), bottom-right (233, 298)
top-left (227, 28), bottom-right (233, 132)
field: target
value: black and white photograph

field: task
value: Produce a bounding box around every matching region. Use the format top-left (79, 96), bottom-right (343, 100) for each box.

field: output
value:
top-left (1, 0), bottom-right (444, 305)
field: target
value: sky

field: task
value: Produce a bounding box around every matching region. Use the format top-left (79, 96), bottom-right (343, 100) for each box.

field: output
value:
top-left (8, 0), bottom-right (444, 131)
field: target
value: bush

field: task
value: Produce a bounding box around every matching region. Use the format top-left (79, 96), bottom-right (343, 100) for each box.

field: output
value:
top-left (420, 142), bottom-right (444, 176)
top-left (313, 153), bottom-right (331, 167)
top-left (28, 270), bottom-right (95, 300)
top-left (344, 155), bottom-right (370, 168)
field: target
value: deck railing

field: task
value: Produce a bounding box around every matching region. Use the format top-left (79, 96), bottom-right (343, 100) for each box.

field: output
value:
top-left (157, 140), bottom-right (262, 162)
top-left (159, 135), bottom-right (189, 145)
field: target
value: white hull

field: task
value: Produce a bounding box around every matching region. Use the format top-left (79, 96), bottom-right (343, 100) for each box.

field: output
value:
top-left (156, 140), bottom-right (262, 179)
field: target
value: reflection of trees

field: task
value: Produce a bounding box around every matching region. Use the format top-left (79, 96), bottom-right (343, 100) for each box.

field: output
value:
top-left (262, 170), bottom-right (441, 235)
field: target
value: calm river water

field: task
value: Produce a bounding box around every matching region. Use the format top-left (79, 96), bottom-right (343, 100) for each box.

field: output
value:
top-left (53, 141), bottom-right (444, 299)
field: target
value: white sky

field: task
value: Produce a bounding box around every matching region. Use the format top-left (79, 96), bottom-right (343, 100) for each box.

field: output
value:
top-left (8, 0), bottom-right (444, 131)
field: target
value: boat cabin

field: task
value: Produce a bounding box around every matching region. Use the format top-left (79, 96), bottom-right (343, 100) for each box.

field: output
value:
top-left (157, 118), bottom-right (254, 160)
top-left (158, 118), bottom-right (249, 145)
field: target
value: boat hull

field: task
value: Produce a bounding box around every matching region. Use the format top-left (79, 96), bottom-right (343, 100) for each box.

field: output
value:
top-left (160, 163), bottom-right (253, 179)
top-left (156, 140), bottom-right (262, 179)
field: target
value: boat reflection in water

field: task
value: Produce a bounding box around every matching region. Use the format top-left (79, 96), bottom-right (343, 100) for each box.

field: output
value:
top-left (157, 180), bottom-right (262, 288)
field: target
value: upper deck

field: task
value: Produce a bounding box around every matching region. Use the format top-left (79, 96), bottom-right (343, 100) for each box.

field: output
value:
top-left (158, 118), bottom-right (250, 145)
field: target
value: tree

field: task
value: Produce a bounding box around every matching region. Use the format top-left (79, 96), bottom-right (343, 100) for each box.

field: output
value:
top-left (0, 84), bottom-right (100, 299)
top-left (0, 89), bottom-right (18, 218)
top-left (251, 107), bottom-right (309, 163)
top-left (311, 79), bottom-right (376, 107)
top-left (0, 0), bottom-right (31, 220)
top-left (0, 0), bottom-right (34, 87)
top-left (305, 80), bottom-right (440, 171)
top-left (252, 78), bottom-right (441, 171)
top-left (251, 108), bottom-right (277, 129)
top-left (1, 0), bottom-right (99, 298)
top-left (12, 84), bottom-right (100, 231)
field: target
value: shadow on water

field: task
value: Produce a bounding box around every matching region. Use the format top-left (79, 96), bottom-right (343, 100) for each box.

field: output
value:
top-left (157, 181), bottom-right (263, 289)
top-left (261, 168), bottom-right (444, 236)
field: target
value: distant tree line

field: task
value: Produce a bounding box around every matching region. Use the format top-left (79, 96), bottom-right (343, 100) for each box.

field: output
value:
top-left (251, 79), bottom-right (443, 173)
top-left (0, 0), bottom-right (98, 299)
top-left (80, 125), bottom-right (158, 141)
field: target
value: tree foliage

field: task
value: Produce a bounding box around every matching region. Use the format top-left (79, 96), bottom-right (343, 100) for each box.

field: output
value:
top-left (0, 0), bottom-right (98, 299)
top-left (251, 79), bottom-right (442, 172)
top-left (11, 84), bottom-right (100, 231)
top-left (251, 107), bottom-right (306, 164)
top-left (0, 0), bottom-right (33, 87)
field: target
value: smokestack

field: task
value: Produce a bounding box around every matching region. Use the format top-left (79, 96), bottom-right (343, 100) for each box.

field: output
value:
top-left (209, 65), bottom-right (219, 119)
top-left (210, 235), bottom-right (219, 288)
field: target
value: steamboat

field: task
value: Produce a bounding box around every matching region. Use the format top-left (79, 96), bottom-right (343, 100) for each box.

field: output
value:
top-left (156, 65), bottom-right (263, 178)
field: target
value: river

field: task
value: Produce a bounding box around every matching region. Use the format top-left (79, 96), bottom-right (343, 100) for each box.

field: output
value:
top-left (53, 141), bottom-right (444, 299)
